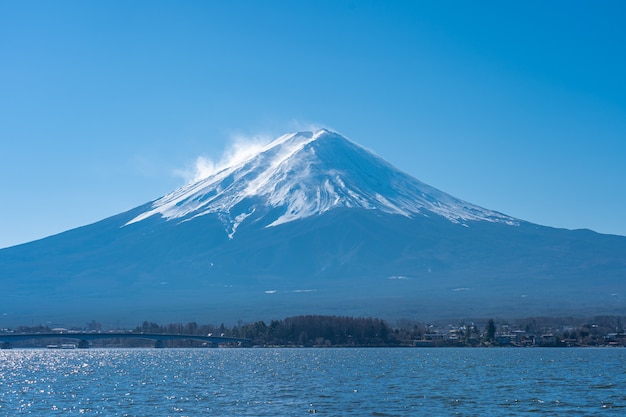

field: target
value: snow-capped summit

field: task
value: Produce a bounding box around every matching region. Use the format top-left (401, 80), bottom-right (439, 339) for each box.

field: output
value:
top-left (127, 129), bottom-right (517, 237)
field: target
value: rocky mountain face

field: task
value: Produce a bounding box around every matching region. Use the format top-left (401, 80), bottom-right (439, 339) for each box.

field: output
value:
top-left (1, 130), bottom-right (624, 327)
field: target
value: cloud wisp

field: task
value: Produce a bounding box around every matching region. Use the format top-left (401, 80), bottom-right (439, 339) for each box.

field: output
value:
top-left (175, 133), bottom-right (272, 183)
top-left (175, 121), bottom-right (331, 183)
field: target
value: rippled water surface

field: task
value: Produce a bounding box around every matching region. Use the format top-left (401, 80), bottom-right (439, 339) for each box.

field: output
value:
top-left (1, 348), bottom-right (625, 416)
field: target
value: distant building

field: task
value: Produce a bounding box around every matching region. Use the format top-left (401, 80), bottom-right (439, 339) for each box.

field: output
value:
top-left (87, 320), bottom-right (102, 332)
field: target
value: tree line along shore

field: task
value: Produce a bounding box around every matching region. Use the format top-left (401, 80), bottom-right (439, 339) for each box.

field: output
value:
top-left (2, 315), bottom-right (625, 348)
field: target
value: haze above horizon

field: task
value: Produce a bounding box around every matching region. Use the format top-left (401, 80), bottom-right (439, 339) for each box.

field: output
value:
top-left (1, 1), bottom-right (625, 248)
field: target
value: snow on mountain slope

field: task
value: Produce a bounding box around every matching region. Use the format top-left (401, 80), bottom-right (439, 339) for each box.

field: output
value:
top-left (126, 129), bottom-right (518, 237)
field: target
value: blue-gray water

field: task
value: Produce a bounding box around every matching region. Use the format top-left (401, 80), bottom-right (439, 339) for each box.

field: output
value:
top-left (1, 348), bottom-right (624, 416)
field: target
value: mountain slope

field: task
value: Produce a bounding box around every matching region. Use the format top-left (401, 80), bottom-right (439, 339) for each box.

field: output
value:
top-left (1, 130), bottom-right (624, 327)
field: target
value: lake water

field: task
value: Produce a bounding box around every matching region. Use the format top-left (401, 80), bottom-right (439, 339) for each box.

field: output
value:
top-left (1, 348), bottom-right (624, 416)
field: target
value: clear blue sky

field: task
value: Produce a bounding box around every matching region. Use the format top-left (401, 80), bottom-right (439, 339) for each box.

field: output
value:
top-left (1, 1), bottom-right (625, 248)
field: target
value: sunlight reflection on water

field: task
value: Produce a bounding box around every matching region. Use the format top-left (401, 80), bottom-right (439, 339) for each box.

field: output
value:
top-left (0, 348), bottom-right (624, 416)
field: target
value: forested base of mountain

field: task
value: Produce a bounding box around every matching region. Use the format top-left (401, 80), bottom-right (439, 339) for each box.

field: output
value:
top-left (3, 314), bottom-right (626, 348)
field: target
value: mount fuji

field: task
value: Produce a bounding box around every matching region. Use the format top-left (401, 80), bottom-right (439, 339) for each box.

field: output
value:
top-left (1, 129), bottom-right (625, 326)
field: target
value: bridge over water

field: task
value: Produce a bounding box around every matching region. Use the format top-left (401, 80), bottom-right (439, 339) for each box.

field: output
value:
top-left (0, 332), bottom-right (250, 349)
